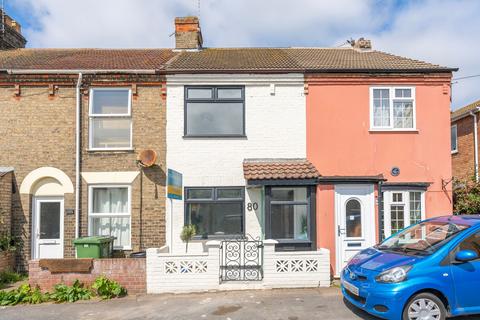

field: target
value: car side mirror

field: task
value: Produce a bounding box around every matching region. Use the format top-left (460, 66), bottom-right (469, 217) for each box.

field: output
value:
top-left (455, 250), bottom-right (478, 263)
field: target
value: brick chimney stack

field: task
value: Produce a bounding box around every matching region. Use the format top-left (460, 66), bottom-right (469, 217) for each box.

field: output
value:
top-left (0, 9), bottom-right (26, 49)
top-left (174, 16), bottom-right (203, 50)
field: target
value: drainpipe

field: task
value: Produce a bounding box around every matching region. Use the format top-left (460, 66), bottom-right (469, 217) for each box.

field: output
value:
top-left (471, 109), bottom-right (479, 182)
top-left (75, 73), bottom-right (82, 239)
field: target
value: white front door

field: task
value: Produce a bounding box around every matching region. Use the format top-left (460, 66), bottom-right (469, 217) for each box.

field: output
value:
top-left (32, 197), bottom-right (64, 259)
top-left (335, 185), bottom-right (376, 275)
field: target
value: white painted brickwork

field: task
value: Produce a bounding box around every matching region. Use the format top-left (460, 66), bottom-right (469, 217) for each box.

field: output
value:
top-left (146, 241), bottom-right (330, 294)
top-left (166, 74), bottom-right (307, 254)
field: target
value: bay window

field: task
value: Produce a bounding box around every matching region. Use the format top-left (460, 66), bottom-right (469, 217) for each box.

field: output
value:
top-left (185, 187), bottom-right (244, 238)
top-left (89, 88), bottom-right (132, 150)
top-left (383, 190), bottom-right (424, 237)
top-left (88, 185), bottom-right (131, 249)
top-left (371, 87), bottom-right (416, 130)
top-left (266, 186), bottom-right (316, 251)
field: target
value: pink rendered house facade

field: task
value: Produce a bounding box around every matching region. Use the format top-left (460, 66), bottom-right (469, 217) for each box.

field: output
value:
top-left (306, 72), bottom-right (455, 276)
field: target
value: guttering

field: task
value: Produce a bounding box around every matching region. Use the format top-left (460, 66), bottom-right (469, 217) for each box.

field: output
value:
top-left (75, 73), bottom-right (82, 239)
top-left (471, 108), bottom-right (480, 182)
top-left (7, 69), bottom-right (158, 74)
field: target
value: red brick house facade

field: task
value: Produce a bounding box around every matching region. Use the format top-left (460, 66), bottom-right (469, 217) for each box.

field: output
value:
top-left (451, 99), bottom-right (480, 181)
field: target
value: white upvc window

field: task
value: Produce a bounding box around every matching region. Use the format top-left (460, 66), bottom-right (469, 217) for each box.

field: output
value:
top-left (383, 190), bottom-right (425, 238)
top-left (88, 185), bottom-right (131, 249)
top-left (451, 124), bottom-right (458, 153)
top-left (89, 88), bottom-right (132, 150)
top-left (370, 87), bottom-right (416, 131)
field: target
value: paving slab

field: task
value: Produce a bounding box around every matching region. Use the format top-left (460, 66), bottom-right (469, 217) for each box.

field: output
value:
top-left (0, 287), bottom-right (477, 320)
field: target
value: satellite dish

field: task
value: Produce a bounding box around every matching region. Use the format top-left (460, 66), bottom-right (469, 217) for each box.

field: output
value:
top-left (137, 149), bottom-right (157, 167)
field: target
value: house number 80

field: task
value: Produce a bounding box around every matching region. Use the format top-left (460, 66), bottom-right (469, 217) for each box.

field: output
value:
top-left (247, 202), bottom-right (258, 211)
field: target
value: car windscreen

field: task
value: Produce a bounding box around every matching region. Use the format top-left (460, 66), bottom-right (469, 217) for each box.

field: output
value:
top-left (376, 221), bottom-right (470, 255)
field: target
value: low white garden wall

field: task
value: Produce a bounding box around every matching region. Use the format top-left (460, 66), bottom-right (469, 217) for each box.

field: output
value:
top-left (146, 240), bottom-right (330, 294)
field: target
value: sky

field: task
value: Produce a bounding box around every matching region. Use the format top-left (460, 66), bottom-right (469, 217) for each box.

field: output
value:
top-left (4, 0), bottom-right (480, 110)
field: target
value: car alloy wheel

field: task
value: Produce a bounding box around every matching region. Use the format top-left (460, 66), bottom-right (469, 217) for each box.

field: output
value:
top-left (408, 298), bottom-right (440, 320)
top-left (403, 293), bottom-right (446, 320)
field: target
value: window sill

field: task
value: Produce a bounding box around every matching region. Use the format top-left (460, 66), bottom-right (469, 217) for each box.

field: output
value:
top-left (191, 234), bottom-right (246, 241)
top-left (114, 246), bottom-right (132, 251)
top-left (183, 135), bottom-right (247, 140)
top-left (369, 129), bottom-right (419, 133)
top-left (451, 150), bottom-right (458, 154)
top-left (87, 148), bottom-right (134, 153)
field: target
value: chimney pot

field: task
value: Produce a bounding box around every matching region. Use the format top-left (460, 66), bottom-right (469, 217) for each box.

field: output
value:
top-left (174, 16), bottom-right (203, 50)
top-left (351, 37), bottom-right (372, 50)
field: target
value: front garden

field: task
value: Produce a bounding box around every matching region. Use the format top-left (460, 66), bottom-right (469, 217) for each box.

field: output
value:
top-left (0, 275), bottom-right (126, 306)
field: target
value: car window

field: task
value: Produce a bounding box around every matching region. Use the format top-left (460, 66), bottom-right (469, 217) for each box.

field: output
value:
top-left (457, 231), bottom-right (480, 258)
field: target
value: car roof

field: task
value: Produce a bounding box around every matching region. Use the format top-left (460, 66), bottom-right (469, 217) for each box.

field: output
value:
top-left (425, 215), bottom-right (480, 227)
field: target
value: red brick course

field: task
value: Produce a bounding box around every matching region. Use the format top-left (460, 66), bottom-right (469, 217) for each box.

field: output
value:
top-left (28, 258), bottom-right (146, 295)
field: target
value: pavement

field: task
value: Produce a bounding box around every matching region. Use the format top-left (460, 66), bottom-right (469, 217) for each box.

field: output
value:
top-left (0, 287), bottom-right (478, 320)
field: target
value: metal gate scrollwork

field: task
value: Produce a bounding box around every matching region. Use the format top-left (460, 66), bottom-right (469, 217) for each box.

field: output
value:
top-left (220, 235), bottom-right (263, 282)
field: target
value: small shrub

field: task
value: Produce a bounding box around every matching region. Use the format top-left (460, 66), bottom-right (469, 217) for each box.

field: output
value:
top-left (0, 271), bottom-right (27, 288)
top-left (51, 280), bottom-right (92, 303)
top-left (180, 224), bottom-right (196, 253)
top-left (92, 276), bottom-right (126, 299)
top-left (0, 284), bottom-right (48, 306)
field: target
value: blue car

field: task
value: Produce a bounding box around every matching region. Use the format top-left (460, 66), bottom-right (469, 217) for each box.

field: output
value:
top-left (341, 215), bottom-right (480, 320)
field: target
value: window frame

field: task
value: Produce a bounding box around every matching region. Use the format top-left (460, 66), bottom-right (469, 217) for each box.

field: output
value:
top-left (87, 184), bottom-right (132, 250)
top-left (88, 87), bottom-right (133, 151)
top-left (383, 190), bottom-right (425, 238)
top-left (450, 230), bottom-right (480, 264)
top-left (184, 186), bottom-right (245, 239)
top-left (451, 124), bottom-right (458, 154)
top-left (369, 86), bottom-right (417, 131)
top-left (184, 85), bottom-right (246, 138)
top-left (265, 185), bottom-right (317, 251)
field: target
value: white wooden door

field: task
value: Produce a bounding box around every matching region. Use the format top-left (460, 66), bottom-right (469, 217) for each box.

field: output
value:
top-left (32, 197), bottom-right (64, 259)
top-left (335, 185), bottom-right (376, 275)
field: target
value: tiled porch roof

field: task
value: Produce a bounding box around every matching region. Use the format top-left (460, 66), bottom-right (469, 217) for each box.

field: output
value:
top-left (243, 158), bottom-right (320, 180)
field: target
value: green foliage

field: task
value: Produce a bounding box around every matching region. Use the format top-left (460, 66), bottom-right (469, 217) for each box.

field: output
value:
top-left (0, 284), bottom-right (49, 306)
top-left (453, 178), bottom-right (480, 215)
top-left (51, 280), bottom-right (92, 303)
top-left (0, 271), bottom-right (27, 289)
top-left (180, 224), bottom-right (196, 253)
top-left (0, 234), bottom-right (18, 252)
top-left (92, 276), bottom-right (127, 299)
top-left (0, 276), bottom-right (127, 306)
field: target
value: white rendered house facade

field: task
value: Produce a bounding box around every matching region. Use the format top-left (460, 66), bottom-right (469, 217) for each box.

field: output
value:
top-left (146, 73), bottom-right (330, 293)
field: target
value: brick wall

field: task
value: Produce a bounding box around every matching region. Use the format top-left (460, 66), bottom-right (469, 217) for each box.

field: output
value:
top-left (0, 86), bottom-right (76, 270)
top-left (0, 251), bottom-right (15, 272)
top-left (0, 171), bottom-right (12, 236)
top-left (29, 258), bottom-right (146, 294)
top-left (80, 83), bottom-right (167, 254)
top-left (0, 75), bottom-right (167, 269)
top-left (452, 115), bottom-right (476, 181)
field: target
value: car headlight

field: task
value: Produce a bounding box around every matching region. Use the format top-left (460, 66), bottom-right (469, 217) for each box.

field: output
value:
top-left (375, 265), bottom-right (412, 283)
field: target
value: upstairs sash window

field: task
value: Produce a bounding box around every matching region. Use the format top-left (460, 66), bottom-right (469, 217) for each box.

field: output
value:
top-left (371, 87), bottom-right (415, 130)
top-left (89, 88), bottom-right (132, 150)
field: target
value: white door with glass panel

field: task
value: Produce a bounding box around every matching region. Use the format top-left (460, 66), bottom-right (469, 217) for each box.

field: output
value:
top-left (32, 197), bottom-right (64, 259)
top-left (335, 185), bottom-right (376, 275)
top-left (383, 190), bottom-right (425, 238)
